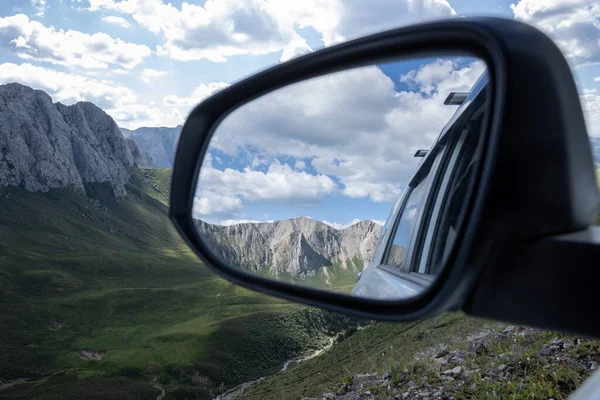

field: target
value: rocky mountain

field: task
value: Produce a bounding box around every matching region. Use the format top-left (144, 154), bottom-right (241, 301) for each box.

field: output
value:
top-left (387, 244), bottom-right (405, 267)
top-left (126, 138), bottom-right (157, 168)
top-left (0, 83), bottom-right (149, 197)
top-left (120, 126), bottom-right (181, 168)
top-left (195, 217), bottom-right (383, 278)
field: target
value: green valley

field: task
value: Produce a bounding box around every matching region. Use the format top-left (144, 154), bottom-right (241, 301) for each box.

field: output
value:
top-left (0, 168), bottom-right (353, 399)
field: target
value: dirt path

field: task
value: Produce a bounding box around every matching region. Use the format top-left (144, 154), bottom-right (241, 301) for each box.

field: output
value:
top-left (216, 337), bottom-right (336, 400)
top-left (215, 377), bottom-right (265, 400)
top-left (0, 378), bottom-right (29, 392)
top-left (281, 337), bottom-right (335, 372)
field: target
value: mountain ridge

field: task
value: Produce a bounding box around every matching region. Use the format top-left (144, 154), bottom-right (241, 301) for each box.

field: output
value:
top-left (120, 125), bottom-right (181, 168)
top-left (196, 216), bottom-right (383, 279)
top-left (0, 82), bottom-right (151, 197)
top-left (126, 138), bottom-right (157, 168)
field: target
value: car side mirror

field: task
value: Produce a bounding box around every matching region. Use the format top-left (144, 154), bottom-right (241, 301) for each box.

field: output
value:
top-left (170, 17), bottom-right (600, 336)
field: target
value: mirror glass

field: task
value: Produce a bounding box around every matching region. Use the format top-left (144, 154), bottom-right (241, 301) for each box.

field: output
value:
top-left (193, 55), bottom-right (489, 300)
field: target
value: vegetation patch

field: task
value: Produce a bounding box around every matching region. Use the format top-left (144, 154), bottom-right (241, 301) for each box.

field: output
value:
top-left (241, 314), bottom-right (487, 399)
top-left (0, 168), bottom-right (353, 399)
top-left (308, 324), bottom-right (600, 400)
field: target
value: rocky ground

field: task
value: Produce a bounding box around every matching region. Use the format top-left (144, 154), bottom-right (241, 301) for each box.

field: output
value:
top-left (308, 324), bottom-right (600, 400)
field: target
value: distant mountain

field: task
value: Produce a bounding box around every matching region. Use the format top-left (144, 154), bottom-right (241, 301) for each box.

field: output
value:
top-left (120, 126), bottom-right (182, 168)
top-left (126, 138), bottom-right (157, 168)
top-left (195, 217), bottom-right (382, 279)
top-left (0, 83), bottom-right (148, 197)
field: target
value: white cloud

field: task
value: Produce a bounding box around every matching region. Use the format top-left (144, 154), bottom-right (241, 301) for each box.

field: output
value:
top-left (105, 103), bottom-right (181, 129)
top-left (209, 58), bottom-right (485, 203)
top-left (31, 0), bottom-right (47, 16)
top-left (193, 192), bottom-right (243, 217)
top-left (294, 160), bottom-right (306, 170)
top-left (0, 62), bottom-right (136, 109)
top-left (400, 58), bottom-right (481, 94)
top-left (280, 36), bottom-right (313, 62)
top-left (102, 15), bottom-right (131, 28)
top-left (140, 68), bottom-right (167, 83)
top-left (0, 68), bottom-right (227, 129)
top-left (0, 14), bottom-right (151, 69)
top-left (194, 152), bottom-right (338, 218)
top-left (511, 0), bottom-right (600, 67)
top-left (322, 220), bottom-right (347, 229)
top-left (218, 219), bottom-right (261, 226)
top-left (0, 62), bottom-right (180, 129)
top-left (339, 181), bottom-right (404, 203)
top-left (160, 82), bottom-right (230, 125)
top-left (193, 159), bottom-right (337, 219)
top-left (89, 0), bottom-right (311, 62)
top-left (322, 218), bottom-right (385, 229)
top-left (213, 217), bottom-right (385, 228)
top-left (289, 0), bottom-right (456, 46)
top-left (163, 82), bottom-right (229, 108)
top-left (582, 90), bottom-right (600, 134)
top-left (198, 160), bottom-right (337, 206)
top-left (86, 0), bottom-right (455, 62)
top-left (511, 1), bottom-right (600, 132)
top-left (194, 57), bottom-right (484, 223)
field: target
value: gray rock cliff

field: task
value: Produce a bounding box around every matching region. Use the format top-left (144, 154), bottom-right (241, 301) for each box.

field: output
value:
top-left (126, 138), bottom-right (157, 168)
top-left (195, 217), bottom-right (383, 277)
top-left (120, 126), bottom-right (181, 168)
top-left (0, 83), bottom-right (142, 197)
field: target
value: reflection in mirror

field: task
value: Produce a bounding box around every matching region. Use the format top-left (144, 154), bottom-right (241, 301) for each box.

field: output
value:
top-left (193, 56), bottom-right (489, 300)
top-left (387, 173), bottom-right (432, 271)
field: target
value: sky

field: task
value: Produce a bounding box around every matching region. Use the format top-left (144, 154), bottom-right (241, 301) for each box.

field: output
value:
top-left (195, 56), bottom-right (485, 226)
top-left (0, 0), bottom-right (599, 228)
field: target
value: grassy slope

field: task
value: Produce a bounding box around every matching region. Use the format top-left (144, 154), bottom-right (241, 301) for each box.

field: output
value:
top-left (241, 170), bottom-right (600, 400)
top-left (3, 170), bottom-right (597, 399)
top-left (243, 317), bottom-right (600, 400)
top-left (242, 314), bottom-right (488, 399)
top-left (258, 259), bottom-right (360, 294)
top-left (0, 169), bottom-right (347, 399)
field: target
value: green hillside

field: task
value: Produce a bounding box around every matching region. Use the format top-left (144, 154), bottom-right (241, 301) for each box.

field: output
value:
top-left (245, 315), bottom-right (600, 400)
top-left (237, 172), bottom-right (600, 400)
top-left (240, 314), bottom-right (487, 399)
top-left (254, 259), bottom-right (360, 293)
top-left (3, 169), bottom-right (598, 400)
top-left (0, 169), bottom-right (351, 399)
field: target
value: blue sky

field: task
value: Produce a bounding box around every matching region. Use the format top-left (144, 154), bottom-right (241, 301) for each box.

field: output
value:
top-left (194, 56), bottom-right (485, 226)
top-left (0, 0), bottom-right (598, 227)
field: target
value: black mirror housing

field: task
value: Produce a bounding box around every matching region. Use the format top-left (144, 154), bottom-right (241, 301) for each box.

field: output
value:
top-left (170, 17), bottom-right (600, 335)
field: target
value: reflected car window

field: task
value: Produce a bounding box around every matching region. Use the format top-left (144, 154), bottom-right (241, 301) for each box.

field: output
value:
top-left (385, 172), bottom-right (431, 272)
top-left (427, 100), bottom-right (487, 274)
top-left (383, 83), bottom-right (487, 278)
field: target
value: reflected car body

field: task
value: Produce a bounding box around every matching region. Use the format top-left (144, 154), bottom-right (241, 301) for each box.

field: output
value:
top-left (352, 72), bottom-right (489, 300)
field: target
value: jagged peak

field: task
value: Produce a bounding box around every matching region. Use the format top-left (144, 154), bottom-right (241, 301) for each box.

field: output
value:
top-left (194, 215), bottom-right (383, 278)
top-left (0, 82), bottom-right (136, 197)
top-left (0, 82), bottom-right (38, 92)
top-left (340, 220), bottom-right (379, 230)
top-left (0, 82), bottom-right (53, 102)
top-left (198, 217), bottom-right (379, 231)
top-left (120, 125), bottom-right (182, 132)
